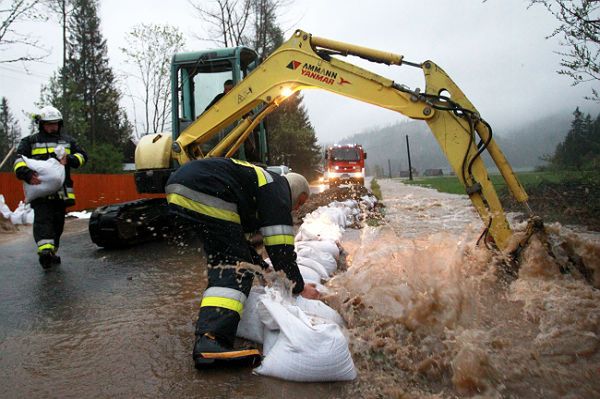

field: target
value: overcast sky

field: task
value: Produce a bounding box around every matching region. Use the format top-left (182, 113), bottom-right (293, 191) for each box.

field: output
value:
top-left (0, 0), bottom-right (597, 144)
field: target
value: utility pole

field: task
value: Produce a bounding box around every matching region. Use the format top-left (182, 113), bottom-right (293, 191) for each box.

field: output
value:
top-left (388, 159), bottom-right (392, 178)
top-left (406, 135), bottom-right (413, 181)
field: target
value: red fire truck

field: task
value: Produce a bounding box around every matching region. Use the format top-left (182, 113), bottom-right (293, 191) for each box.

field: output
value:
top-left (324, 144), bottom-right (367, 187)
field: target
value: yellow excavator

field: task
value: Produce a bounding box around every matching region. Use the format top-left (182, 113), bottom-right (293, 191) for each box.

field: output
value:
top-left (90, 29), bottom-right (547, 268)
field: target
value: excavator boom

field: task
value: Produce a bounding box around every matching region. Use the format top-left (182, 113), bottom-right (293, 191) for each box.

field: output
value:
top-left (139, 29), bottom-right (528, 250)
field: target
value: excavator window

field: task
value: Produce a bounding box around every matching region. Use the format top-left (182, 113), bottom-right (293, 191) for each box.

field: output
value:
top-left (193, 69), bottom-right (233, 118)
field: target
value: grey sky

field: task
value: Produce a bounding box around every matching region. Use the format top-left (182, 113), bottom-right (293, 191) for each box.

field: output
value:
top-left (0, 0), bottom-right (596, 144)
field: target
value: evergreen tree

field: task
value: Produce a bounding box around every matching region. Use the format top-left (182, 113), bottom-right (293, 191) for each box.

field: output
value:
top-left (266, 93), bottom-right (321, 179)
top-left (40, 0), bottom-right (132, 173)
top-left (549, 107), bottom-right (600, 170)
top-left (0, 97), bottom-right (21, 170)
top-left (65, 0), bottom-right (130, 147)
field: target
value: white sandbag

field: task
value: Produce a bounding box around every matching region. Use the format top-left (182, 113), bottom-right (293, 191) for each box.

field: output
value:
top-left (23, 208), bottom-right (34, 224)
top-left (296, 256), bottom-right (329, 280)
top-left (296, 296), bottom-right (344, 327)
top-left (254, 297), bottom-right (357, 382)
top-left (296, 239), bottom-right (340, 260)
top-left (295, 222), bottom-right (342, 242)
top-left (67, 210), bottom-right (91, 219)
top-left (322, 207), bottom-right (348, 226)
top-left (10, 208), bottom-right (23, 225)
top-left (361, 195), bottom-right (377, 209)
top-left (0, 194), bottom-right (11, 219)
top-left (22, 156), bottom-right (65, 203)
top-left (236, 286), bottom-right (266, 343)
top-left (298, 265), bottom-right (321, 283)
top-left (21, 203), bottom-right (34, 224)
top-left (296, 246), bottom-right (337, 276)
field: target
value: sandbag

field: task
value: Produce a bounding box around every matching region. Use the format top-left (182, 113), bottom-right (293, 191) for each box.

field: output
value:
top-left (236, 286), bottom-right (266, 343)
top-left (0, 195), bottom-right (11, 219)
top-left (296, 239), bottom-right (340, 260)
top-left (22, 156), bottom-right (65, 203)
top-left (296, 256), bottom-right (329, 280)
top-left (296, 296), bottom-right (344, 327)
top-left (298, 265), bottom-right (321, 283)
top-left (296, 246), bottom-right (337, 276)
top-left (9, 206), bottom-right (23, 225)
top-left (254, 296), bottom-right (357, 382)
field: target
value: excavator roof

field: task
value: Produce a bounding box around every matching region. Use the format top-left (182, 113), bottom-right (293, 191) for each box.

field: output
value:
top-left (172, 46), bottom-right (258, 70)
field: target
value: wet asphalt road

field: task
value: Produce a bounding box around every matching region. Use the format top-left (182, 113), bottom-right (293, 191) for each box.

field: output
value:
top-left (0, 219), bottom-right (347, 398)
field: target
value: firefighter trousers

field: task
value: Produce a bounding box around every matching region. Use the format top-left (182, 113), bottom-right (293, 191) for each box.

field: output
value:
top-left (31, 199), bottom-right (67, 254)
top-left (171, 209), bottom-right (267, 347)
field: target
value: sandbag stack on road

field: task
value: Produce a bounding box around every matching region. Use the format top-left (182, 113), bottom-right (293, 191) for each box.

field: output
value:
top-left (236, 195), bottom-right (378, 382)
top-left (0, 195), bottom-right (34, 225)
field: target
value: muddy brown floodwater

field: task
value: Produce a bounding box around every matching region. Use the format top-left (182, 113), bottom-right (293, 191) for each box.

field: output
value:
top-left (323, 179), bottom-right (600, 398)
top-left (1, 179), bottom-right (599, 398)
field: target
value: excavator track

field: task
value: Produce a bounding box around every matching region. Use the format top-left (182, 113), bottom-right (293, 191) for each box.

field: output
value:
top-left (89, 198), bottom-right (172, 248)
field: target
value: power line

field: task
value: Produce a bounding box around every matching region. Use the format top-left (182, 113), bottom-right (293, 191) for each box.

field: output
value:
top-left (0, 64), bottom-right (52, 80)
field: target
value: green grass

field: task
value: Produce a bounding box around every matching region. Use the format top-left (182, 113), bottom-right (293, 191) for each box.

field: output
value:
top-left (401, 170), bottom-right (598, 195)
top-left (370, 178), bottom-right (382, 200)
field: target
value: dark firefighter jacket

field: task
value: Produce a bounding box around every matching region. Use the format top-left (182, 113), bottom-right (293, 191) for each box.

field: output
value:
top-left (166, 157), bottom-right (305, 294)
top-left (13, 130), bottom-right (88, 206)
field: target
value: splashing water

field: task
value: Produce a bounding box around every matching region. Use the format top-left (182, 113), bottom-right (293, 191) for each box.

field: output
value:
top-left (324, 179), bottom-right (600, 398)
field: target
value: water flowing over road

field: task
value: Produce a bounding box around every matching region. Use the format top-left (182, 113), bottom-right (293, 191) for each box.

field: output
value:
top-left (1, 179), bottom-right (599, 398)
top-left (328, 179), bottom-right (600, 397)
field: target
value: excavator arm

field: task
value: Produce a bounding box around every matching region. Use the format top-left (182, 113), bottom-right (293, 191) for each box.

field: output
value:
top-left (136, 29), bottom-right (530, 251)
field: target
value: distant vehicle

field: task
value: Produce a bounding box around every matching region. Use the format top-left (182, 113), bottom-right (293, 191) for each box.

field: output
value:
top-left (324, 144), bottom-right (367, 186)
top-left (266, 165), bottom-right (290, 175)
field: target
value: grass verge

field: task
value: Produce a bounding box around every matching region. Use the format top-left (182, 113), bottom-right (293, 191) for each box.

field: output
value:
top-left (401, 171), bottom-right (600, 230)
top-left (370, 178), bottom-right (382, 200)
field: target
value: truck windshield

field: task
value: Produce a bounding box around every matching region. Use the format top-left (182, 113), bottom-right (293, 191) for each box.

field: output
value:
top-left (331, 148), bottom-right (360, 161)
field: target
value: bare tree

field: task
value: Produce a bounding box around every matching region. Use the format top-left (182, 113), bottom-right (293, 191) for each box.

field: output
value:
top-left (529, 0), bottom-right (600, 101)
top-left (121, 24), bottom-right (185, 136)
top-left (188, 0), bottom-right (252, 47)
top-left (0, 0), bottom-right (48, 63)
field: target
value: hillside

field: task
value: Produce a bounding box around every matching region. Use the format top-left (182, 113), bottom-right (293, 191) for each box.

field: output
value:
top-left (334, 113), bottom-right (573, 175)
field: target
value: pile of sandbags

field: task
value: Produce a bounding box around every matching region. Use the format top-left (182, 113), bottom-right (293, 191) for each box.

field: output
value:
top-left (236, 195), bottom-right (378, 382)
top-left (0, 195), bottom-right (34, 225)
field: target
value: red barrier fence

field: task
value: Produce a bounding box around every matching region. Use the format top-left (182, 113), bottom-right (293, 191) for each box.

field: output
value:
top-left (0, 172), bottom-right (162, 211)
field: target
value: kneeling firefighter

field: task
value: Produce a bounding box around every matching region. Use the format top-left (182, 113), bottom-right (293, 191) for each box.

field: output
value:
top-left (13, 106), bottom-right (88, 269)
top-left (166, 158), bottom-right (319, 368)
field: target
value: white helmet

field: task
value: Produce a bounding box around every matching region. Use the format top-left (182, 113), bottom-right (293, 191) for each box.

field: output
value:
top-left (284, 172), bottom-right (310, 208)
top-left (38, 106), bottom-right (63, 123)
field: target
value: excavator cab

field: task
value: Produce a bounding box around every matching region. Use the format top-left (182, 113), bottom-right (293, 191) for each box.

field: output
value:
top-left (90, 47), bottom-right (269, 248)
top-left (171, 47), bottom-right (268, 163)
top-left (133, 47), bottom-right (269, 194)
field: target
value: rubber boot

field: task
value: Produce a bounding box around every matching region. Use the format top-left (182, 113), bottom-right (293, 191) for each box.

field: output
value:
top-left (50, 254), bottom-right (61, 264)
top-left (192, 333), bottom-right (261, 369)
top-left (38, 250), bottom-right (53, 270)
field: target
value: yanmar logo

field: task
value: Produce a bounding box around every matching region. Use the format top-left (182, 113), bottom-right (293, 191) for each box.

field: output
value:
top-left (300, 63), bottom-right (337, 85)
top-left (286, 61), bottom-right (301, 70)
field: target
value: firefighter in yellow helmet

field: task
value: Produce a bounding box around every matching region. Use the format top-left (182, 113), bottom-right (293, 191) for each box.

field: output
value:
top-left (165, 158), bottom-right (316, 368)
top-left (13, 106), bottom-right (88, 269)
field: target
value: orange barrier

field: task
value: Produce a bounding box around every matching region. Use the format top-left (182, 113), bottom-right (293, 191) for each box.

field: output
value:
top-left (0, 172), bottom-right (162, 211)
